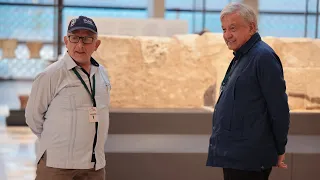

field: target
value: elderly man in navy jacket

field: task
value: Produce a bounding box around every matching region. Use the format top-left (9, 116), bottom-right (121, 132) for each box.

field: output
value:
top-left (206, 2), bottom-right (290, 180)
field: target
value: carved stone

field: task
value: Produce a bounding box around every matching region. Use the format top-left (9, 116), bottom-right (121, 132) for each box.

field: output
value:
top-left (71, 34), bottom-right (320, 110)
top-left (2, 39), bottom-right (18, 59)
top-left (26, 41), bottom-right (43, 59)
top-left (19, 95), bottom-right (29, 109)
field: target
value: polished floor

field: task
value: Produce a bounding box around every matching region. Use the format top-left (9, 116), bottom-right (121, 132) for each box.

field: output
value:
top-left (0, 117), bottom-right (37, 180)
top-left (0, 80), bottom-right (37, 180)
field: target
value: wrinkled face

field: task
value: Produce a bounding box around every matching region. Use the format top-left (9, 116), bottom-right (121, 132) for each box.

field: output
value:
top-left (221, 12), bottom-right (255, 51)
top-left (64, 29), bottom-right (100, 64)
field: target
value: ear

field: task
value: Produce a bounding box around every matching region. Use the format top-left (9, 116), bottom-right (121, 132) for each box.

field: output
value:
top-left (95, 39), bottom-right (101, 51)
top-left (64, 36), bottom-right (68, 46)
top-left (249, 22), bottom-right (256, 35)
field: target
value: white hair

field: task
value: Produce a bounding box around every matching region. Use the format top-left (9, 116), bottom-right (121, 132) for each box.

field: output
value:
top-left (220, 2), bottom-right (258, 32)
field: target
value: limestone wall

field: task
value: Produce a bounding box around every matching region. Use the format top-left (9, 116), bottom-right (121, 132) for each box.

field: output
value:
top-left (92, 33), bottom-right (320, 110)
top-left (263, 37), bottom-right (320, 110)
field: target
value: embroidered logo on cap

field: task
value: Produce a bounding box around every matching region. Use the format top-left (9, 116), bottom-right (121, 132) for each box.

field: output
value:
top-left (70, 18), bottom-right (77, 27)
top-left (83, 19), bottom-right (94, 26)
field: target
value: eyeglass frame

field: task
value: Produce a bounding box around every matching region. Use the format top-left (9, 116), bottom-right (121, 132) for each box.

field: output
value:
top-left (67, 34), bottom-right (97, 44)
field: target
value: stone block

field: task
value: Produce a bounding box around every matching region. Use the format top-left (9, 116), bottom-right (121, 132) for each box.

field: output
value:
top-left (91, 33), bottom-right (320, 110)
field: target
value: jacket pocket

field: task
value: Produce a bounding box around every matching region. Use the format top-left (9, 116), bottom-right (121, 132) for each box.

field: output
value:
top-left (241, 111), bottom-right (262, 138)
top-left (95, 82), bottom-right (111, 108)
top-left (219, 103), bottom-right (234, 131)
top-left (233, 75), bottom-right (240, 100)
top-left (59, 85), bottom-right (92, 109)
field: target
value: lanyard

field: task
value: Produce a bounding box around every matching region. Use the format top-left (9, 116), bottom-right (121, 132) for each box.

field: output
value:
top-left (72, 67), bottom-right (98, 166)
top-left (72, 68), bottom-right (96, 107)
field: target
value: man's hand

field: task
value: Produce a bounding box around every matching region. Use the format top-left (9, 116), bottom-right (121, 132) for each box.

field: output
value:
top-left (277, 154), bottom-right (288, 169)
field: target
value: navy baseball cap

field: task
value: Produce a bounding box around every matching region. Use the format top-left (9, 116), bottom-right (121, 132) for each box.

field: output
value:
top-left (68, 16), bottom-right (98, 34)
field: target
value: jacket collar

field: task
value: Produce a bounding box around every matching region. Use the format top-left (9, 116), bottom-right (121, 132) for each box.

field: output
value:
top-left (233, 32), bottom-right (261, 59)
top-left (64, 52), bottom-right (99, 70)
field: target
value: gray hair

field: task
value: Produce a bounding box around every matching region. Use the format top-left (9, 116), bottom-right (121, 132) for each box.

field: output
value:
top-left (220, 2), bottom-right (258, 31)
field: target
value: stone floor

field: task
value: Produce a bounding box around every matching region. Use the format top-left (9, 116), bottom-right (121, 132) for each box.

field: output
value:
top-left (0, 116), bottom-right (37, 180)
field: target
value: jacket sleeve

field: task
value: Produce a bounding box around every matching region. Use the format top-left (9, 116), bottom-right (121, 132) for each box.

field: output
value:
top-left (25, 72), bottom-right (53, 139)
top-left (99, 65), bottom-right (111, 135)
top-left (256, 51), bottom-right (290, 155)
top-left (99, 65), bottom-right (111, 89)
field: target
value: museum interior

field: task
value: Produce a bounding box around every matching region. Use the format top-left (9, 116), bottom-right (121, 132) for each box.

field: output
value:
top-left (0, 0), bottom-right (320, 179)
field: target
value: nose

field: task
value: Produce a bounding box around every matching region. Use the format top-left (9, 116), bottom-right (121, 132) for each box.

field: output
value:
top-left (224, 30), bottom-right (233, 39)
top-left (76, 40), bottom-right (84, 49)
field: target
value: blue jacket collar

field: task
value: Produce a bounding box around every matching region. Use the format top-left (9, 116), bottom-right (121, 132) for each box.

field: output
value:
top-left (233, 32), bottom-right (261, 59)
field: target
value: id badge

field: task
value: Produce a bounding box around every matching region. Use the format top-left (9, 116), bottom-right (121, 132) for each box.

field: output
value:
top-left (89, 107), bottom-right (98, 123)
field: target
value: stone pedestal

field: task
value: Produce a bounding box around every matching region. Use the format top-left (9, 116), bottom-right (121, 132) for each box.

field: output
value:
top-left (0, 39), bottom-right (3, 49)
top-left (2, 39), bottom-right (18, 58)
top-left (26, 41), bottom-right (43, 59)
top-left (19, 95), bottom-right (29, 109)
top-left (148, 0), bottom-right (165, 18)
top-left (0, 39), bottom-right (3, 59)
top-left (243, 0), bottom-right (259, 22)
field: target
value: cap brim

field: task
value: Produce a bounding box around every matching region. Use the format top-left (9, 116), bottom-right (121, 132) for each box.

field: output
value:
top-left (68, 27), bottom-right (97, 34)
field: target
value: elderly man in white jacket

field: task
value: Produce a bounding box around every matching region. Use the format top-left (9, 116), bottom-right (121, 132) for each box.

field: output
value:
top-left (25, 15), bottom-right (111, 180)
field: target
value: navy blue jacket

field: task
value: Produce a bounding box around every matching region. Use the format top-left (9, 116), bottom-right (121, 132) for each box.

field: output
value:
top-left (206, 33), bottom-right (290, 171)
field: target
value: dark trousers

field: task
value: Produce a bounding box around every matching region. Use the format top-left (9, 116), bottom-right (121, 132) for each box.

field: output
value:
top-left (223, 168), bottom-right (272, 180)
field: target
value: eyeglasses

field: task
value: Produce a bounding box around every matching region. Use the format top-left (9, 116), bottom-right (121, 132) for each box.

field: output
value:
top-left (68, 35), bottom-right (95, 44)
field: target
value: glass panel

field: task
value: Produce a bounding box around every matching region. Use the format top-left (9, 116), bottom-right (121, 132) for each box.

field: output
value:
top-left (165, 0), bottom-right (193, 9)
top-left (259, 0), bottom-right (319, 13)
top-left (63, 0), bottom-right (147, 8)
top-left (166, 11), bottom-right (199, 33)
top-left (0, 44), bottom-right (52, 79)
top-left (259, 14), bottom-right (306, 38)
top-left (204, 12), bottom-right (221, 33)
top-left (62, 8), bottom-right (148, 37)
top-left (0, 0), bottom-right (54, 5)
top-left (0, 5), bottom-right (54, 42)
